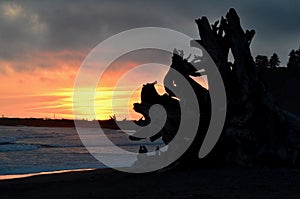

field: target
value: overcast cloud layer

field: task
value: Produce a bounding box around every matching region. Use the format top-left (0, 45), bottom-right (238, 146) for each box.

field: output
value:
top-left (0, 0), bottom-right (299, 68)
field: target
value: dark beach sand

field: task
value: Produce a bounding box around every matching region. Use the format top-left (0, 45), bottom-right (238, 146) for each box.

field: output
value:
top-left (0, 167), bottom-right (300, 199)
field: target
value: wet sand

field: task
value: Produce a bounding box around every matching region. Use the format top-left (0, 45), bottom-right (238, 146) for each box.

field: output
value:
top-left (0, 167), bottom-right (300, 199)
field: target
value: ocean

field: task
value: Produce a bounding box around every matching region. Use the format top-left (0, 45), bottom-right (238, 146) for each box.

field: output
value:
top-left (0, 125), bottom-right (162, 176)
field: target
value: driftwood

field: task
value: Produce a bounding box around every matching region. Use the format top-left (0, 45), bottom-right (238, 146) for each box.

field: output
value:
top-left (193, 8), bottom-right (300, 166)
top-left (130, 8), bottom-right (300, 167)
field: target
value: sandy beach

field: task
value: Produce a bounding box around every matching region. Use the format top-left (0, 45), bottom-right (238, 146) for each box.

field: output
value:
top-left (0, 167), bottom-right (299, 199)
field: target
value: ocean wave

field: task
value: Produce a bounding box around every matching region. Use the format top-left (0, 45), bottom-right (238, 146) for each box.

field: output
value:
top-left (0, 143), bottom-right (40, 152)
top-left (0, 142), bottom-right (83, 152)
top-left (38, 143), bottom-right (83, 148)
top-left (0, 131), bottom-right (65, 145)
top-left (0, 137), bottom-right (17, 145)
top-left (116, 142), bottom-right (163, 147)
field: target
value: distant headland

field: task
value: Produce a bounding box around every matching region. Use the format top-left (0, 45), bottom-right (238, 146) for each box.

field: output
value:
top-left (0, 117), bottom-right (129, 129)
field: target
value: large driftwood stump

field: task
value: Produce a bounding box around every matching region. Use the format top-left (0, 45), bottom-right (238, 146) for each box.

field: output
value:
top-left (193, 8), bottom-right (300, 166)
top-left (131, 8), bottom-right (300, 167)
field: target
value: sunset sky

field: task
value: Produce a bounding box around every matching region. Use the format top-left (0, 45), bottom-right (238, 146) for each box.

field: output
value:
top-left (0, 0), bottom-right (299, 120)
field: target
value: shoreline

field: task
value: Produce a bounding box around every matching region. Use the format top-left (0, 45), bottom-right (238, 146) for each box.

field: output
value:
top-left (0, 168), bottom-right (97, 181)
top-left (0, 167), bottom-right (299, 198)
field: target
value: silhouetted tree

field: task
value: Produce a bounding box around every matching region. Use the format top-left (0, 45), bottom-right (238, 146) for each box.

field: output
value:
top-left (287, 47), bottom-right (300, 71)
top-left (287, 50), bottom-right (297, 69)
top-left (255, 55), bottom-right (269, 69)
top-left (269, 53), bottom-right (280, 68)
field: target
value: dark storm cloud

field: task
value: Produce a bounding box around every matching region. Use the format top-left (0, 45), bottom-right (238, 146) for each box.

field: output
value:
top-left (0, 0), bottom-right (299, 68)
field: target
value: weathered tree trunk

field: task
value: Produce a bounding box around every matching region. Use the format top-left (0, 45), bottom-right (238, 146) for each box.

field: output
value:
top-left (131, 8), bottom-right (300, 168)
top-left (193, 8), bottom-right (299, 166)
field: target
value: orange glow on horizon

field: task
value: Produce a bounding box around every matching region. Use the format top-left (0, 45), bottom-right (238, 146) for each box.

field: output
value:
top-left (0, 52), bottom-right (165, 120)
top-left (0, 50), bottom-right (208, 121)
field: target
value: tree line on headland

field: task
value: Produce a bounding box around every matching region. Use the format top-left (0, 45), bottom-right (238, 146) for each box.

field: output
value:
top-left (255, 46), bottom-right (300, 71)
top-left (254, 46), bottom-right (300, 116)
